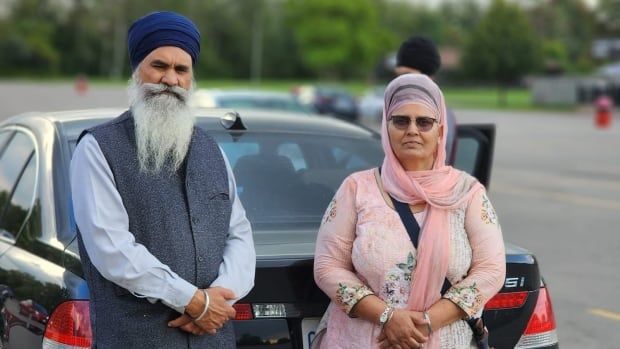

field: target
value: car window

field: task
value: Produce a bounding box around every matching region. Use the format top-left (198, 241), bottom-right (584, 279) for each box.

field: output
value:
top-left (277, 143), bottom-right (307, 171)
top-left (219, 142), bottom-right (259, 170)
top-left (453, 138), bottom-right (479, 175)
top-left (0, 131), bottom-right (37, 238)
top-left (0, 131), bottom-right (14, 154)
top-left (211, 131), bottom-right (383, 228)
top-left (5, 156), bottom-right (39, 241)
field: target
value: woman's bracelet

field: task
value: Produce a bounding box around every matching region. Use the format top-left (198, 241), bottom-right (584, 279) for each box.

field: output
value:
top-left (422, 311), bottom-right (433, 335)
top-left (193, 289), bottom-right (210, 321)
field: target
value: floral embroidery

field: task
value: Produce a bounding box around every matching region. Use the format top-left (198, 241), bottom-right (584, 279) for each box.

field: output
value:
top-left (481, 194), bottom-right (498, 225)
top-left (336, 283), bottom-right (374, 314)
top-left (322, 199), bottom-right (337, 224)
top-left (443, 282), bottom-right (483, 316)
top-left (381, 252), bottom-right (416, 308)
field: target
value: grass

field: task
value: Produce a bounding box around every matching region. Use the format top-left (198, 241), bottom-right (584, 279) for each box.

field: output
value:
top-left (443, 87), bottom-right (534, 110)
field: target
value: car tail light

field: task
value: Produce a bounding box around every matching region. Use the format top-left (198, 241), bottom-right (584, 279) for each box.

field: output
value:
top-left (233, 303), bottom-right (253, 320)
top-left (484, 291), bottom-right (528, 310)
top-left (515, 287), bottom-right (558, 349)
top-left (42, 300), bottom-right (92, 349)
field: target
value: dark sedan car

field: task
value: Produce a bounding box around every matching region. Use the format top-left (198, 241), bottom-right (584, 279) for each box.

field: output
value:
top-left (292, 85), bottom-right (359, 122)
top-left (0, 108), bottom-right (558, 349)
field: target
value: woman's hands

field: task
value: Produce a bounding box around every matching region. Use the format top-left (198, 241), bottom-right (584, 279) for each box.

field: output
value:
top-left (378, 309), bottom-right (430, 349)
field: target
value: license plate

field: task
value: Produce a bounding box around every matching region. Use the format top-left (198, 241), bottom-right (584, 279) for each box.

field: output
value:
top-left (301, 317), bottom-right (320, 349)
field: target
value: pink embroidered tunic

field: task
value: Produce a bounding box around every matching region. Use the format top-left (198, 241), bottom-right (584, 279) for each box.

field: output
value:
top-left (313, 169), bottom-right (505, 348)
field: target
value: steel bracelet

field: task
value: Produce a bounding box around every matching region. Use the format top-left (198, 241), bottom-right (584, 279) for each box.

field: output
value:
top-left (194, 289), bottom-right (210, 321)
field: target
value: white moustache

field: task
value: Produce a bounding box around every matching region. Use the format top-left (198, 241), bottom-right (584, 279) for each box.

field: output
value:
top-left (128, 77), bottom-right (195, 174)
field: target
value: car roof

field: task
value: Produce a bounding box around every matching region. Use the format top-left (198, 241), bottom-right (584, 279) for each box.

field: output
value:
top-left (2, 107), bottom-right (378, 140)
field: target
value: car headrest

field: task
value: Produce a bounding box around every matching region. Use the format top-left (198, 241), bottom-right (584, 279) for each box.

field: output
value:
top-left (233, 154), bottom-right (298, 186)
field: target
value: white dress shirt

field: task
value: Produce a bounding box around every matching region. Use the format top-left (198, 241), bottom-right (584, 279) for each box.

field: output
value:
top-left (71, 133), bottom-right (255, 314)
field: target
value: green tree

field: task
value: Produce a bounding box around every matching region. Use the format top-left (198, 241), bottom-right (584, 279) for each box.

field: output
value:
top-left (53, 0), bottom-right (103, 76)
top-left (462, 0), bottom-right (541, 105)
top-left (596, 0), bottom-right (620, 35)
top-left (0, 0), bottom-right (61, 76)
top-left (541, 39), bottom-right (570, 75)
top-left (286, 0), bottom-right (394, 79)
top-left (379, 1), bottom-right (444, 45)
top-left (527, 0), bottom-right (595, 73)
top-left (438, 0), bottom-right (483, 47)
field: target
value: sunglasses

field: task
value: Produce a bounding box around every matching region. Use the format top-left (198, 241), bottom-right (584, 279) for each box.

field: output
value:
top-left (388, 115), bottom-right (438, 132)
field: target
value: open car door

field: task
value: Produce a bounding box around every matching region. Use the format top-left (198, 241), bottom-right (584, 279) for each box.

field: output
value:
top-left (453, 124), bottom-right (495, 188)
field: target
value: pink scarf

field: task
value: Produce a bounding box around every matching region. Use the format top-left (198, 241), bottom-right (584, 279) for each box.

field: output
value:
top-left (380, 74), bottom-right (482, 347)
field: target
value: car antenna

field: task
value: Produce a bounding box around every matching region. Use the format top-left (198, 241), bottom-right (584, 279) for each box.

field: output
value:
top-left (220, 111), bottom-right (247, 130)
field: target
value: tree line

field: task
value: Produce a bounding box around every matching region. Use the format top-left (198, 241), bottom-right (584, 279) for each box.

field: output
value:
top-left (0, 0), bottom-right (616, 84)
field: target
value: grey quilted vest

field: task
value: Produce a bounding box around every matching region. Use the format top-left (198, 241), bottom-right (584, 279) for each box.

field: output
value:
top-left (76, 111), bottom-right (234, 348)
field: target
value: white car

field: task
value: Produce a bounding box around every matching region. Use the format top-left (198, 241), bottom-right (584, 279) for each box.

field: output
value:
top-left (358, 86), bottom-right (385, 124)
top-left (190, 89), bottom-right (312, 114)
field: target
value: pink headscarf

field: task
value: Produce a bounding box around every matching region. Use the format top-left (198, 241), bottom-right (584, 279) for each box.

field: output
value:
top-left (381, 74), bottom-right (482, 347)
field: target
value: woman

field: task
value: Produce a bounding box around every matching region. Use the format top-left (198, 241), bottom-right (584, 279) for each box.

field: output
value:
top-left (313, 74), bottom-right (505, 349)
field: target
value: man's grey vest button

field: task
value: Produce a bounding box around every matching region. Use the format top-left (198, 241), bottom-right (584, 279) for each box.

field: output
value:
top-left (198, 256), bottom-right (204, 262)
top-left (192, 216), bottom-right (199, 224)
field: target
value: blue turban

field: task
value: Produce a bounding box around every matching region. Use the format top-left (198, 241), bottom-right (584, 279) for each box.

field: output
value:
top-left (127, 11), bottom-right (200, 70)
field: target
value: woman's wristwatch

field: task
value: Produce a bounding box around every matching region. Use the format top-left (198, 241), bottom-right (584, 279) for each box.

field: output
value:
top-left (422, 311), bottom-right (433, 335)
top-left (379, 305), bottom-right (395, 328)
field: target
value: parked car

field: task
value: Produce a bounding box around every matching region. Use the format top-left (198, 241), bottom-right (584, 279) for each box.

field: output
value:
top-left (358, 85), bottom-right (385, 124)
top-left (190, 89), bottom-right (312, 114)
top-left (291, 85), bottom-right (359, 122)
top-left (0, 108), bottom-right (558, 348)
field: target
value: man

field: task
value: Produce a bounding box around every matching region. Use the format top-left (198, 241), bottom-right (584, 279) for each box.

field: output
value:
top-left (395, 35), bottom-right (457, 164)
top-left (70, 11), bottom-right (255, 348)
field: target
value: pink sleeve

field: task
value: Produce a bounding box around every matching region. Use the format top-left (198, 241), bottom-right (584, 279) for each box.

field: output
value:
top-left (314, 176), bottom-right (374, 315)
top-left (443, 189), bottom-right (506, 318)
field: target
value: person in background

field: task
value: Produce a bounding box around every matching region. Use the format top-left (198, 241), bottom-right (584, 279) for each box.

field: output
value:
top-left (313, 74), bottom-right (505, 348)
top-left (395, 35), bottom-right (458, 164)
top-left (70, 11), bottom-right (255, 349)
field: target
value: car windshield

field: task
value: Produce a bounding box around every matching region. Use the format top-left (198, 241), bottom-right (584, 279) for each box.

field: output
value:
top-left (212, 131), bottom-right (383, 228)
top-left (68, 128), bottom-right (383, 229)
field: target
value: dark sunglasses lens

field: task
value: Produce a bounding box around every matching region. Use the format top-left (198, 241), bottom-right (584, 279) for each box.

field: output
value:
top-left (391, 116), bottom-right (410, 129)
top-left (416, 117), bottom-right (435, 132)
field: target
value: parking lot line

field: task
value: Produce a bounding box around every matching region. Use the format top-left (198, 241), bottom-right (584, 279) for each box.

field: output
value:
top-left (589, 308), bottom-right (620, 322)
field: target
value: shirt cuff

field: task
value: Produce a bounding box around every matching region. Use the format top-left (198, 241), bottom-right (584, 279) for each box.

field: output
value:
top-left (335, 283), bottom-right (374, 315)
top-left (442, 282), bottom-right (484, 319)
top-left (161, 278), bottom-right (198, 314)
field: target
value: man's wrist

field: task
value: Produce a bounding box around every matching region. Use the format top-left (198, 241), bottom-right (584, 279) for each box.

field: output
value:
top-left (192, 289), bottom-right (210, 321)
top-left (185, 289), bottom-right (206, 318)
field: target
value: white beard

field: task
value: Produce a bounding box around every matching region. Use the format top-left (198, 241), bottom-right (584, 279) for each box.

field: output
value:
top-left (127, 75), bottom-right (195, 174)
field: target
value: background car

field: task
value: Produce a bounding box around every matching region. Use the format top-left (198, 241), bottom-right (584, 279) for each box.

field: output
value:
top-left (0, 108), bottom-right (558, 348)
top-left (358, 85), bottom-right (385, 124)
top-left (190, 89), bottom-right (312, 114)
top-left (291, 85), bottom-right (359, 122)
